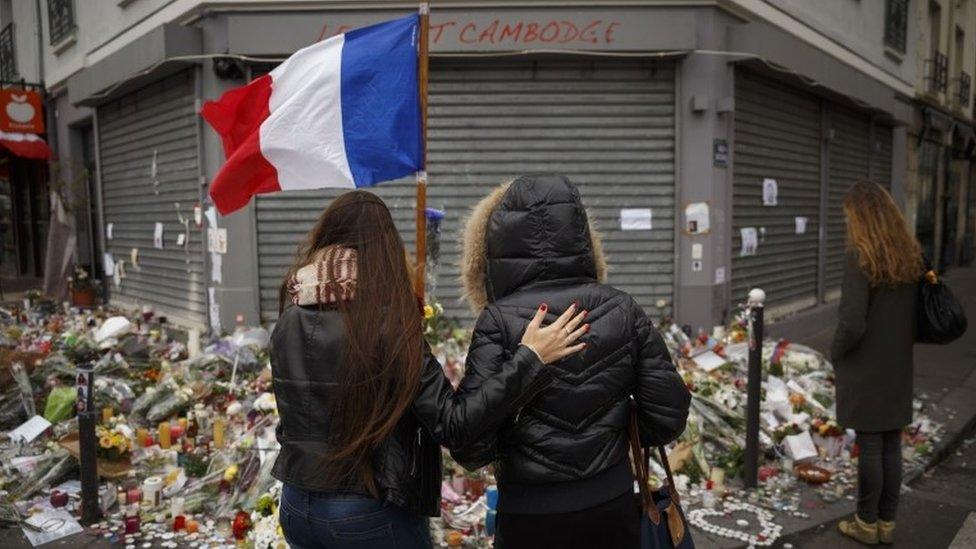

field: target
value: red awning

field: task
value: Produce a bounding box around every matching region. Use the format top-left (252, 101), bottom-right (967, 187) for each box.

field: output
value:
top-left (0, 131), bottom-right (51, 160)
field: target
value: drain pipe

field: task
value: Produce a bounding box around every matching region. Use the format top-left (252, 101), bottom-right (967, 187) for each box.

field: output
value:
top-left (33, 0), bottom-right (44, 82)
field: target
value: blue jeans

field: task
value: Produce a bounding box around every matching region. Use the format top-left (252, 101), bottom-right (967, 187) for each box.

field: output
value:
top-left (279, 484), bottom-right (432, 548)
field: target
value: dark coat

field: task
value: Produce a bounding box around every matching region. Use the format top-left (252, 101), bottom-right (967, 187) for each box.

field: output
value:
top-left (831, 252), bottom-right (917, 432)
top-left (453, 174), bottom-right (691, 514)
top-left (270, 305), bottom-right (552, 517)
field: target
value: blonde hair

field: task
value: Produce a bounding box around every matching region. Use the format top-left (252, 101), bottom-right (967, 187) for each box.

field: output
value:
top-left (843, 181), bottom-right (922, 287)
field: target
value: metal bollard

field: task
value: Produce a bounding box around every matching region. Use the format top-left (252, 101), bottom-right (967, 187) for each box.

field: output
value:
top-left (743, 288), bottom-right (766, 489)
top-left (76, 361), bottom-right (100, 524)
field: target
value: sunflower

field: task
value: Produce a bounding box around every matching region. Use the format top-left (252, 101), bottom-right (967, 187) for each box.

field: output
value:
top-left (423, 305), bottom-right (435, 319)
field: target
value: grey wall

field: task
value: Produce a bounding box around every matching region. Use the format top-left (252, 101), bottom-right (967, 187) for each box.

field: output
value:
top-left (772, 0), bottom-right (917, 87)
top-left (197, 14), bottom-right (262, 330)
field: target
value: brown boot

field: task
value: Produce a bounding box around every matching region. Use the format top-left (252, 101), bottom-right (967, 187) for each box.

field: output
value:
top-left (838, 515), bottom-right (879, 545)
top-left (877, 520), bottom-right (895, 544)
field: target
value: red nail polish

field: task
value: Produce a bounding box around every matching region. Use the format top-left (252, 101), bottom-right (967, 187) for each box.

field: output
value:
top-left (540, 303), bottom-right (548, 312)
top-left (572, 301), bottom-right (579, 309)
top-left (585, 324), bottom-right (590, 332)
top-left (582, 310), bottom-right (588, 318)
top-left (582, 342), bottom-right (587, 349)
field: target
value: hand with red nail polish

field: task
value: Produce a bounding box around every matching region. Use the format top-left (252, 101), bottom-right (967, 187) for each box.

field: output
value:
top-left (520, 303), bottom-right (588, 364)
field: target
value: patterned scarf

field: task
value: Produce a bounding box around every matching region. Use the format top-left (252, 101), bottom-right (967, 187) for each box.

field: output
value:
top-left (287, 246), bottom-right (358, 306)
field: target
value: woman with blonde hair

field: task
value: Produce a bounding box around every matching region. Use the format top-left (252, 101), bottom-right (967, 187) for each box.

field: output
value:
top-left (832, 181), bottom-right (922, 545)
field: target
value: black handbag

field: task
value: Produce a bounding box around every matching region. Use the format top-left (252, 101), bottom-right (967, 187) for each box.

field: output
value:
top-left (917, 259), bottom-right (967, 344)
top-left (629, 409), bottom-right (695, 549)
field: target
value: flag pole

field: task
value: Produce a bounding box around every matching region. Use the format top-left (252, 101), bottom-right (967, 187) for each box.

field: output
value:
top-left (415, 2), bottom-right (430, 302)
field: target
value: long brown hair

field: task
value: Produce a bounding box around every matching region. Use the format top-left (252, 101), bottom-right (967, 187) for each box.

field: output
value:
top-left (278, 191), bottom-right (423, 495)
top-left (843, 181), bottom-right (922, 287)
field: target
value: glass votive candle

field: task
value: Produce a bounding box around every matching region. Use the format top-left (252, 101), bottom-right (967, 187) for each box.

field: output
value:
top-left (173, 515), bottom-right (186, 531)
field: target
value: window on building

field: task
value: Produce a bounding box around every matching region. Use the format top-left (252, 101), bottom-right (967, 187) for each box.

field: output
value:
top-left (47, 0), bottom-right (75, 46)
top-left (926, 1), bottom-right (948, 93)
top-left (953, 26), bottom-right (970, 107)
top-left (0, 23), bottom-right (14, 81)
top-left (884, 0), bottom-right (908, 52)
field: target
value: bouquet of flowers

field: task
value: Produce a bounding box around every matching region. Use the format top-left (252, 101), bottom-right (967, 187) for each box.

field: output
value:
top-left (96, 416), bottom-right (134, 461)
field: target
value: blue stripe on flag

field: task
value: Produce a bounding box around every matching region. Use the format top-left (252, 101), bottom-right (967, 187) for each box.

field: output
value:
top-left (340, 14), bottom-right (422, 187)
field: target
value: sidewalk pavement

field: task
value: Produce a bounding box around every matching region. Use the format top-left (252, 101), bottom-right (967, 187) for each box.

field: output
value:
top-left (692, 265), bottom-right (976, 549)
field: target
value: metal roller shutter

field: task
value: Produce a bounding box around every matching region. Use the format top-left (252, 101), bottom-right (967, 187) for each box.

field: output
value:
top-left (825, 106), bottom-right (871, 298)
top-left (98, 71), bottom-right (207, 328)
top-left (256, 58), bottom-right (676, 323)
top-left (732, 71), bottom-right (822, 317)
top-left (871, 123), bottom-right (894, 188)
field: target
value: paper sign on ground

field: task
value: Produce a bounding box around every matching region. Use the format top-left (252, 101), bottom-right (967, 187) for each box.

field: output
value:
top-left (762, 178), bottom-right (778, 206)
top-left (740, 227), bottom-right (758, 256)
top-left (105, 223), bottom-right (113, 240)
top-left (685, 202), bottom-right (710, 234)
top-left (22, 508), bottom-right (84, 547)
top-left (176, 233), bottom-right (186, 247)
top-left (691, 350), bottom-right (727, 372)
top-left (9, 415), bottom-right (51, 443)
top-left (620, 208), bottom-right (652, 231)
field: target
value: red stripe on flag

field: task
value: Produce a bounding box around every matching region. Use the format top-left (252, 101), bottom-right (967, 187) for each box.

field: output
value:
top-left (200, 74), bottom-right (280, 215)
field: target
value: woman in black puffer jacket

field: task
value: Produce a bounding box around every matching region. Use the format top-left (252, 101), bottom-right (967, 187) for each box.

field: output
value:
top-left (454, 174), bottom-right (691, 548)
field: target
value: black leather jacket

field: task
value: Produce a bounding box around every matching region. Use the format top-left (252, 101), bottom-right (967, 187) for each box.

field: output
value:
top-left (270, 305), bottom-right (552, 517)
top-left (452, 174), bottom-right (691, 514)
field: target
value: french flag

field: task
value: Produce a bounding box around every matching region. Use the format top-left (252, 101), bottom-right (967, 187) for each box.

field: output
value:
top-left (201, 14), bottom-right (422, 215)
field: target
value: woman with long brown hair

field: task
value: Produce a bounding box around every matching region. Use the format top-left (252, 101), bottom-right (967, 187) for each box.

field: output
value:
top-left (832, 181), bottom-right (922, 545)
top-left (270, 190), bottom-right (586, 548)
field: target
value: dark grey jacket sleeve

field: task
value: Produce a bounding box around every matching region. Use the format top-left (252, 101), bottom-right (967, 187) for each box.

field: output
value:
top-left (831, 252), bottom-right (871, 361)
top-left (413, 306), bottom-right (552, 454)
top-left (633, 305), bottom-right (691, 447)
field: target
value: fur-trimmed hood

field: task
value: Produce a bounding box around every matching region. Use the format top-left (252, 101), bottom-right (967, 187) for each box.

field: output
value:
top-left (461, 174), bottom-right (607, 312)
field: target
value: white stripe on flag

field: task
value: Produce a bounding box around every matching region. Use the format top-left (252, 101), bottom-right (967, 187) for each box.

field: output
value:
top-left (260, 33), bottom-right (356, 190)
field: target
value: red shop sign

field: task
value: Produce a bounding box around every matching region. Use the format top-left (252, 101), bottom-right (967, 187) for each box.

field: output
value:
top-left (0, 89), bottom-right (45, 134)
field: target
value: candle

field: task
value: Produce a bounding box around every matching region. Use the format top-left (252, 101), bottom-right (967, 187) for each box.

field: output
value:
top-left (187, 328), bottom-right (201, 357)
top-left (170, 496), bottom-right (185, 518)
top-left (178, 417), bottom-right (188, 431)
top-left (124, 515), bottom-right (140, 534)
top-left (102, 407), bottom-right (113, 424)
top-left (170, 423), bottom-right (185, 440)
top-left (126, 487), bottom-right (142, 505)
top-left (158, 422), bottom-right (171, 449)
top-left (136, 428), bottom-right (149, 447)
top-left (173, 515), bottom-right (186, 531)
top-left (213, 418), bottom-right (226, 449)
top-left (49, 490), bottom-right (69, 508)
top-left (186, 520), bottom-right (199, 534)
top-left (143, 476), bottom-right (163, 507)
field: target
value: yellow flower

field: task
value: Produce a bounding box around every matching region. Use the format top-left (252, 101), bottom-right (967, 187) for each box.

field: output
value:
top-left (99, 436), bottom-right (114, 449)
top-left (224, 464), bottom-right (239, 482)
top-left (423, 305), bottom-right (435, 319)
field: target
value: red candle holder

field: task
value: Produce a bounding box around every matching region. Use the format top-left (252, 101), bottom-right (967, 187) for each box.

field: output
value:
top-left (173, 515), bottom-right (186, 531)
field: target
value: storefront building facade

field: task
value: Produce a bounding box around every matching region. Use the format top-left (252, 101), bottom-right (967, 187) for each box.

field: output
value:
top-left (28, 1), bottom-right (918, 337)
top-left (904, 0), bottom-right (976, 272)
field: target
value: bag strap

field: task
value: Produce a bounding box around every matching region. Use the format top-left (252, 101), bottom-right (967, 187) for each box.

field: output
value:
top-left (628, 408), bottom-right (660, 524)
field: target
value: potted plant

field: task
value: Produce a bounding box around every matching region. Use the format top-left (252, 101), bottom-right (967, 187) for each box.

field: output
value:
top-left (68, 266), bottom-right (97, 308)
